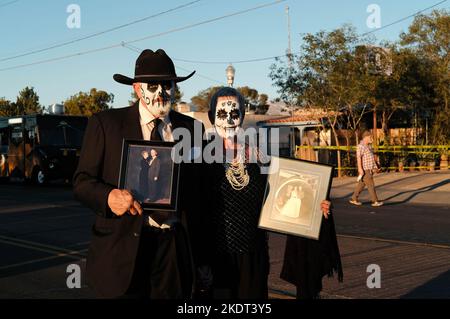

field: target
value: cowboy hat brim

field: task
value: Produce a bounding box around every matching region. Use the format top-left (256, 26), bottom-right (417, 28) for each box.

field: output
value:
top-left (113, 71), bottom-right (196, 85)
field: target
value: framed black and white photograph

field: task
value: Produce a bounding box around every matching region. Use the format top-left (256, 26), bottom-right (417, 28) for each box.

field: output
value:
top-left (118, 140), bottom-right (180, 212)
top-left (259, 157), bottom-right (333, 240)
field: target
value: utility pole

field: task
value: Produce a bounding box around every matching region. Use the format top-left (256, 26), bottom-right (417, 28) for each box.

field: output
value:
top-left (286, 5), bottom-right (294, 114)
top-left (286, 5), bottom-right (293, 69)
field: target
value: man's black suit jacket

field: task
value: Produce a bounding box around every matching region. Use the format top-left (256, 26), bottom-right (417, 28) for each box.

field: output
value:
top-left (73, 103), bottom-right (204, 298)
top-left (147, 156), bottom-right (161, 201)
top-left (148, 156), bottom-right (160, 180)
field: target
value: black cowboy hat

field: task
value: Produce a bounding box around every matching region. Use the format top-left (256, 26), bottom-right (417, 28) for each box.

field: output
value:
top-left (113, 49), bottom-right (195, 85)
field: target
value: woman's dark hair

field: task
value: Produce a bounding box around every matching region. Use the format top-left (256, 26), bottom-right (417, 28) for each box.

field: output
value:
top-left (208, 87), bottom-right (246, 125)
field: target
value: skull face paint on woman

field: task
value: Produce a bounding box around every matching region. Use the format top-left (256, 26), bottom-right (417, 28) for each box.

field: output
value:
top-left (134, 81), bottom-right (174, 118)
top-left (214, 96), bottom-right (242, 139)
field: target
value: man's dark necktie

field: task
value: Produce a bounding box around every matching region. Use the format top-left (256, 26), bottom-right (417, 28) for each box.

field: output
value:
top-left (150, 118), bottom-right (163, 141)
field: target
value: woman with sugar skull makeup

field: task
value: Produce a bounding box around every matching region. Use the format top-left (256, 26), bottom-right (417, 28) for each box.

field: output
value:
top-left (196, 87), bottom-right (342, 300)
top-left (195, 87), bottom-right (270, 299)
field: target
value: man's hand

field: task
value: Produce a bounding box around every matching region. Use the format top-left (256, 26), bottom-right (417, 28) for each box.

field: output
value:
top-left (321, 200), bottom-right (332, 219)
top-left (375, 162), bottom-right (382, 174)
top-left (108, 189), bottom-right (143, 217)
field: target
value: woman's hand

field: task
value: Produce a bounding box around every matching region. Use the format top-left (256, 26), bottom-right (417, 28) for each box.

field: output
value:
top-left (321, 200), bottom-right (332, 219)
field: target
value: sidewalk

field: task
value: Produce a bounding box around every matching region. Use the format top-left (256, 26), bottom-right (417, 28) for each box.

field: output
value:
top-left (268, 234), bottom-right (450, 299)
top-left (330, 171), bottom-right (450, 207)
top-left (2, 232), bottom-right (449, 299)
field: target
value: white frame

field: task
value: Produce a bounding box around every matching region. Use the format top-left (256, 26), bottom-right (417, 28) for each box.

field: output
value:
top-left (258, 157), bottom-right (333, 240)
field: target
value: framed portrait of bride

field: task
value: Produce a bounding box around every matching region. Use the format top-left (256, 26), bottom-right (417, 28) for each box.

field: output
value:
top-left (258, 157), bottom-right (333, 240)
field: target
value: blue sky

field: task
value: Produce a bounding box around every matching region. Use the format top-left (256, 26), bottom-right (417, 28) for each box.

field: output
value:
top-left (0, 0), bottom-right (448, 108)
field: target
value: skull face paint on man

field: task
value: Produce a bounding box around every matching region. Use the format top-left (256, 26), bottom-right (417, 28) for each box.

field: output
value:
top-left (214, 96), bottom-right (242, 139)
top-left (134, 81), bottom-right (174, 118)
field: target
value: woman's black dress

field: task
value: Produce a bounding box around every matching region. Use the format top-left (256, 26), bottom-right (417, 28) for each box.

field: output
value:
top-left (281, 213), bottom-right (343, 299)
top-left (138, 157), bottom-right (149, 201)
top-left (205, 162), bottom-right (270, 299)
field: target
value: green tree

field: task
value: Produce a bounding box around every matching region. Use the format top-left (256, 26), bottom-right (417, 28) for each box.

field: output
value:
top-left (270, 25), bottom-right (368, 176)
top-left (258, 94), bottom-right (269, 106)
top-left (269, 19), bottom-right (447, 173)
top-left (191, 86), bottom-right (269, 113)
top-left (400, 9), bottom-right (450, 144)
top-left (237, 86), bottom-right (268, 112)
top-left (0, 98), bottom-right (17, 117)
top-left (256, 93), bottom-right (270, 114)
top-left (237, 86), bottom-right (259, 105)
top-left (64, 88), bottom-right (114, 116)
top-left (190, 86), bottom-right (222, 112)
top-left (16, 86), bottom-right (42, 115)
top-left (373, 45), bottom-right (436, 144)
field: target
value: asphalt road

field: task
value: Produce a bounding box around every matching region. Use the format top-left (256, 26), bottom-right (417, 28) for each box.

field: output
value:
top-left (0, 171), bottom-right (449, 298)
top-left (331, 170), bottom-right (450, 245)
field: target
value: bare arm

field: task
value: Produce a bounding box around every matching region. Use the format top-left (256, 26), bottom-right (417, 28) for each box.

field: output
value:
top-left (356, 148), bottom-right (364, 175)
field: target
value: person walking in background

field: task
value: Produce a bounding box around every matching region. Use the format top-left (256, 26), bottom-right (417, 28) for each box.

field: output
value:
top-left (350, 131), bottom-right (384, 207)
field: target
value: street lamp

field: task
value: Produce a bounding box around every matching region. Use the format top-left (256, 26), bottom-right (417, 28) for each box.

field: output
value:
top-left (226, 64), bottom-right (235, 87)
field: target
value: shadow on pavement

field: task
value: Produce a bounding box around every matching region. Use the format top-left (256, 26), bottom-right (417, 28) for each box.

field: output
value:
top-left (382, 179), bottom-right (450, 206)
top-left (401, 268), bottom-right (450, 299)
top-left (335, 172), bottom-right (424, 190)
top-left (334, 172), bottom-right (436, 200)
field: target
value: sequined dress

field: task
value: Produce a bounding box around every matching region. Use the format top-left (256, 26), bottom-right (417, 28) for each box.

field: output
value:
top-left (205, 161), bottom-right (270, 298)
top-left (208, 162), bottom-right (267, 254)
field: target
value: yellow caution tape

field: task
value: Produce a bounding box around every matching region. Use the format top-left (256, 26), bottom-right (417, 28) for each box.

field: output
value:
top-left (334, 166), bottom-right (448, 171)
top-left (296, 145), bottom-right (450, 155)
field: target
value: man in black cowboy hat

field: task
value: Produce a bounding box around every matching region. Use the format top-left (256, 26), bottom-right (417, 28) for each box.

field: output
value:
top-left (73, 49), bottom-right (204, 299)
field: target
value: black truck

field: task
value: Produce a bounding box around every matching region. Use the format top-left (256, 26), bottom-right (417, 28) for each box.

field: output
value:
top-left (0, 114), bottom-right (88, 184)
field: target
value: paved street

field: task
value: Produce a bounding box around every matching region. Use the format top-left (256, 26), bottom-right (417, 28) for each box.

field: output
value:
top-left (332, 171), bottom-right (450, 245)
top-left (0, 171), bottom-right (449, 299)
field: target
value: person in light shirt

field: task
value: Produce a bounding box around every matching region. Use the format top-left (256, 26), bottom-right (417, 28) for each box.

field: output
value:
top-left (350, 130), bottom-right (384, 207)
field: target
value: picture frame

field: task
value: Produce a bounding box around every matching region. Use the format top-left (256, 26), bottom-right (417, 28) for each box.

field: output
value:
top-left (258, 157), bottom-right (333, 240)
top-left (118, 139), bottom-right (180, 212)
